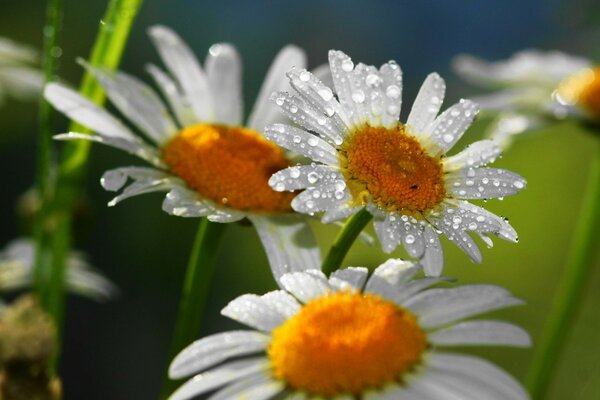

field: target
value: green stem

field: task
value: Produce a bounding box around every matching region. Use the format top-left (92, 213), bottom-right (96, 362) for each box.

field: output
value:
top-left (322, 208), bottom-right (372, 276)
top-left (160, 219), bottom-right (227, 399)
top-left (526, 141), bottom-right (600, 399)
top-left (34, 0), bottom-right (63, 308)
top-left (37, 0), bottom-right (143, 372)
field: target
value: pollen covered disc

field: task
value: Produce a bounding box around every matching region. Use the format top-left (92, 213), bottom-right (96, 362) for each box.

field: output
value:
top-left (162, 124), bottom-right (295, 213)
top-left (340, 124), bottom-right (446, 217)
top-left (268, 292), bottom-right (427, 396)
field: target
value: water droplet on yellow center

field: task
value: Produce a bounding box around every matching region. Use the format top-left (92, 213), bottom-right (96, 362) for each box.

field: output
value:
top-left (162, 124), bottom-right (295, 213)
top-left (558, 66), bottom-right (600, 120)
top-left (340, 124), bottom-right (446, 217)
top-left (268, 291), bottom-right (427, 396)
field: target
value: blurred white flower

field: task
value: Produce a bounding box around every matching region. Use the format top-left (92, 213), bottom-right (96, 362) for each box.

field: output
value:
top-left (0, 238), bottom-right (117, 301)
top-left (0, 37), bottom-right (43, 105)
top-left (45, 26), bottom-right (322, 283)
top-left (453, 50), bottom-right (597, 148)
top-left (169, 260), bottom-right (530, 400)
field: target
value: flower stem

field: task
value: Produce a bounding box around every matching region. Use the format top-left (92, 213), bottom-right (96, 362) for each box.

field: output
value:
top-left (322, 208), bottom-right (372, 276)
top-left (34, 0), bottom-right (63, 310)
top-left (34, 0), bottom-right (143, 372)
top-left (526, 141), bottom-right (600, 399)
top-left (160, 219), bottom-right (227, 399)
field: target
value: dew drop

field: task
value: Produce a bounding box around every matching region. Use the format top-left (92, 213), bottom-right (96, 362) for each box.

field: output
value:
top-left (290, 168), bottom-right (301, 178)
top-left (308, 137), bottom-right (319, 146)
top-left (387, 105), bottom-right (400, 115)
top-left (334, 190), bottom-right (345, 200)
top-left (341, 59), bottom-right (354, 72)
top-left (476, 215), bottom-right (485, 222)
top-left (293, 135), bottom-right (301, 144)
top-left (290, 105), bottom-right (298, 113)
top-left (307, 172), bottom-right (319, 184)
top-left (352, 91), bottom-right (365, 103)
top-left (450, 108), bottom-right (460, 117)
top-left (299, 70), bottom-right (311, 82)
top-left (306, 200), bottom-right (315, 209)
top-left (442, 133), bottom-right (454, 143)
top-left (274, 182), bottom-right (285, 191)
top-left (405, 234), bottom-right (416, 244)
top-left (452, 216), bottom-right (462, 224)
top-left (468, 222), bottom-right (478, 230)
top-left (365, 74), bottom-right (382, 87)
top-left (275, 97), bottom-right (285, 106)
top-left (385, 85), bottom-right (401, 99)
top-left (513, 181), bottom-right (524, 189)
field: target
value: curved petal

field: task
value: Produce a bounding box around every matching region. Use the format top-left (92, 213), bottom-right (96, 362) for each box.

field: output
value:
top-left (329, 267), bottom-right (369, 291)
top-left (446, 167), bottom-right (527, 199)
top-left (429, 320), bottom-right (531, 347)
top-left (206, 43), bottom-right (243, 125)
top-left (443, 140), bottom-right (501, 172)
top-left (264, 124), bottom-right (339, 166)
top-left (249, 215), bottom-right (321, 285)
top-left (221, 294), bottom-right (289, 332)
top-left (279, 270), bottom-right (331, 303)
top-left (269, 165), bottom-right (342, 192)
top-left (206, 371), bottom-right (284, 400)
top-left (146, 64), bottom-right (196, 127)
top-left (407, 73), bottom-right (446, 136)
top-left (427, 99), bottom-right (479, 155)
top-left (248, 45), bottom-right (306, 132)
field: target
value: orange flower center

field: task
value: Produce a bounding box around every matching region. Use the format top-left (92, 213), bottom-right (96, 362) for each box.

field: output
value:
top-left (268, 291), bottom-right (427, 397)
top-left (340, 124), bottom-right (446, 217)
top-left (558, 66), bottom-right (600, 120)
top-left (162, 124), bottom-right (295, 213)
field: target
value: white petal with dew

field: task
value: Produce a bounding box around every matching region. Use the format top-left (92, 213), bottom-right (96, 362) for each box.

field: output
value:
top-left (427, 99), bottom-right (479, 155)
top-left (206, 370), bottom-right (284, 400)
top-left (420, 225), bottom-right (444, 277)
top-left (264, 124), bottom-right (339, 166)
top-left (429, 320), bottom-right (531, 347)
top-left (269, 165), bottom-right (342, 192)
top-left (148, 25), bottom-right (213, 121)
top-left (162, 186), bottom-right (216, 218)
top-left (146, 64), bottom-right (196, 127)
top-left (169, 331), bottom-right (270, 379)
top-left (446, 167), bottom-right (526, 199)
top-left (329, 267), bottom-right (369, 291)
top-left (221, 294), bottom-right (289, 332)
top-left (168, 358), bottom-right (268, 400)
top-left (407, 73), bottom-right (446, 137)
top-left (403, 284), bottom-right (525, 328)
top-left (248, 45), bottom-right (306, 131)
top-left (428, 353), bottom-right (529, 400)
top-left (205, 43), bottom-right (243, 125)
top-left (249, 215), bottom-right (321, 286)
top-left (279, 270), bottom-right (331, 303)
top-left (443, 140), bottom-right (501, 172)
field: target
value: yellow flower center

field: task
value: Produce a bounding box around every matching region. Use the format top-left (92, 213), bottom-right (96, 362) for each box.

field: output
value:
top-left (162, 124), bottom-right (295, 213)
top-left (268, 291), bottom-right (427, 397)
top-left (558, 66), bottom-right (600, 120)
top-left (340, 124), bottom-right (446, 217)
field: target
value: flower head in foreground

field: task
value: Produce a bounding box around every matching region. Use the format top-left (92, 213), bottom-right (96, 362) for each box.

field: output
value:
top-left (169, 260), bottom-right (530, 400)
top-left (0, 238), bottom-right (116, 301)
top-left (267, 50), bottom-right (526, 276)
top-left (453, 50), bottom-right (597, 147)
top-left (0, 37), bottom-right (42, 106)
top-left (44, 26), bottom-right (321, 281)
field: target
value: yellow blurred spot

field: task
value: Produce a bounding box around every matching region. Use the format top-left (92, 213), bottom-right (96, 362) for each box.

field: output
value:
top-left (558, 67), bottom-right (600, 120)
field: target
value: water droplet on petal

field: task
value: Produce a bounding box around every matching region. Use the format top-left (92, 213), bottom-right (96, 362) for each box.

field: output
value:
top-left (442, 133), bottom-right (454, 143)
top-left (405, 234), bottom-right (416, 244)
top-left (307, 172), bottom-right (319, 184)
top-left (318, 87), bottom-right (334, 102)
top-left (341, 59), bottom-right (354, 72)
top-left (299, 70), bottom-right (311, 82)
top-left (352, 91), bottom-right (365, 103)
top-left (308, 137), bottom-right (319, 146)
top-left (293, 135), bottom-right (301, 144)
top-left (386, 85), bottom-right (401, 99)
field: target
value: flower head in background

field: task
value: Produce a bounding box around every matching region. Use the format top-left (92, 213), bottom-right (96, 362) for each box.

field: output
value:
top-left (0, 37), bottom-right (43, 105)
top-left (0, 238), bottom-right (116, 301)
top-left (169, 260), bottom-right (530, 400)
top-left (453, 50), bottom-right (597, 148)
top-left (44, 26), bottom-right (321, 282)
top-left (267, 50), bottom-right (525, 276)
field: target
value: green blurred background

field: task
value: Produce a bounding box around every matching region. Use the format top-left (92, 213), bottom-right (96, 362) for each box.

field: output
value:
top-left (2, 0), bottom-right (600, 398)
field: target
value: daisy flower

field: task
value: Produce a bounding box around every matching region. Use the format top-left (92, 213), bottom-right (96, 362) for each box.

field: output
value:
top-left (0, 238), bottom-right (116, 301)
top-left (453, 50), bottom-right (597, 147)
top-left (169, 259), bottom-right (530, 400)
top-left (44, 26), bottom-right (321, 281)
top-left (0, 37), bottom-right (43, 105)
top-left (267, 50), bottom-right (526, 276)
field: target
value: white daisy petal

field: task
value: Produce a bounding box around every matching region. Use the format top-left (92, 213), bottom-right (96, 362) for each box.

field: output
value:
top-left (168, 358), bottom-right (268, 400)
top-left (402, 370), bottom-right (474, 400)
top-left (205, 43), bottom-right (243, 125)
top-left (447, 167), bottom-right (527, 199)
top-left (169, 331), bottom-right (270, 379)
top-left (279, 270), bottom-right (331, 303)
top-left (104, 174), bottom-right (179, 207)
top-left (365, 259), bottom-right (421, 302)
top-left (329, 267), bottom-right (369, 291)
top-left (291, 185), bottom-right (348, 215)
top-left (417, 368), bottom-right (504, 400)
top-left (81, 62), bottom-right (177, 144)
top-left (421, 225), bottom-right (444, 277)
top-left (373, 214), bottom-right (426, 257)
top-left (269, 165), bottom-right (342, 192)
top-left (249, 216), bottom-right (321, 285)
top-left (347, 62), bottom-right (382, 126)
top-left (407, 73), bottom-right (446, 136)
top-left (328, 50), bottom-right (361, 125)
top-left (206, 371), bottom-right (284, 400)
top-left (404, 284), bottom-right (525, 328)
top-left (264, 124), bottom-right (339, 166)
top-left (205, 208), bottom-right (246, 223)
top-left (394, 277), bottom-right (451, 305)
top-left (428, 99), bottom-right (479, 154)
top-left (434, 221), bottom-right (482, 263)
top-left (148, 25), bottom-right (213, 121)
top-left (429, 353), bottom-right (529, 400)
top-left (441, 201), bottom-right (518, 243)
top-left (322, 203), bottom-right (363, 224)
top-left (286, 68), bottom-right (349, 135)
top-left (221, 294), bottom-right (288, 332)
top-left (44, 83), bottom-right (137, 141)
top-left (64, 268), bottom-right (118, 302)
top-left (378, 60), bottom-right (404, 128)
top-left (443, 140), bottom-right (502, 172)
top-left (146, 64), bottom-right (196, 127)
top-left (270, 91), bottom-right (344, 146)
top-left (54, 132), bottom-right (164, 168)
top-left (430, 320), bottom-right (531, 347)
top-left (162, 186), bottom-right (215, 218)
top-left (100, 167), bottom-right (171, 192)
top-left (248, 45), bottom-right (306, 131)
top-left (260, 291), bottom-right (301, 319)
top-left (311, 63), bottom-right (334, 92)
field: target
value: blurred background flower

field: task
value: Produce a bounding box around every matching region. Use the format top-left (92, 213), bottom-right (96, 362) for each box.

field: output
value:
top-left (1, 0), bottom-right (599, 399)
